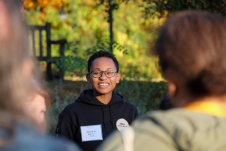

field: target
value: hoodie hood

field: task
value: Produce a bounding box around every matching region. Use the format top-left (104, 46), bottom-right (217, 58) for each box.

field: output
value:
top-left (75, 89), bottom-right (124, 106)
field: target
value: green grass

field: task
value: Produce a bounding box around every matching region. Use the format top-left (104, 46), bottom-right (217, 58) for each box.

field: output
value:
top-left (46, 79), bottom-right (167, 135)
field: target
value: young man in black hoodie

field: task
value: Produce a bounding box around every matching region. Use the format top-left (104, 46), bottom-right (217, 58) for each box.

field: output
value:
top-left (56, 51), bottom-right (139, 151)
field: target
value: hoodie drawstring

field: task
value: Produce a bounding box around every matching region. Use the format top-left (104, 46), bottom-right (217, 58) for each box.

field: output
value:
top-left (109, 106), bottom-right (114, 131)
top-left (101, 106), bottom-right (108, 133)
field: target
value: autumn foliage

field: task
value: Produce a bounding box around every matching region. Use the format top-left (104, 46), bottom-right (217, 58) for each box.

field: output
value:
top-left (22, 0), bottom-right (65, 10)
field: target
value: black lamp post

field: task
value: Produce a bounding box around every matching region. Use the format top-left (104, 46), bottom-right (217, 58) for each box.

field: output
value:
top-left (109, 0), bottom-right (113, 53)
top-left (59, 6), bottom-right (67, 22)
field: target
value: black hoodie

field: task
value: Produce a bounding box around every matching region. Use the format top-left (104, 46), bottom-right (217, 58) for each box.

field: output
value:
top-left (56, 89), bottom-right (139, 151)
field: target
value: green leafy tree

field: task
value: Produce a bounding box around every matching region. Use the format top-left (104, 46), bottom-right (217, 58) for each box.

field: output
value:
top-left (24, 0), bottom-right (163, 79)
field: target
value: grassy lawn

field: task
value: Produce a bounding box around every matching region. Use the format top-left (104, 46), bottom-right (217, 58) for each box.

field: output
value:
top-left (46, 79), bottom-right (167, 134)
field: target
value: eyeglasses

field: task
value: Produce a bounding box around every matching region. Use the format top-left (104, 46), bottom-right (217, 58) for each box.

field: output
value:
top-left (89, 70), bottom-right (117, 78)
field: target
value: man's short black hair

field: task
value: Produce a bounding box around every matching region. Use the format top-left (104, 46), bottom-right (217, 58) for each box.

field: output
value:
top-left (87, 50), bottom-right (119, 72)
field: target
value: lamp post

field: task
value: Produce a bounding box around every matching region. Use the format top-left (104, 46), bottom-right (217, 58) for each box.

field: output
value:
top-left (109, 0), bottom-right (113, 53)
top-left (71, 0), bottom-right (76, 53)
top-left (59, 6), bottom-right (67, 22)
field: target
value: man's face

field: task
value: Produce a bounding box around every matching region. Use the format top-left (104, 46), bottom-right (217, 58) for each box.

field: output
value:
top-left (86, 57), bottom-right (121, 96)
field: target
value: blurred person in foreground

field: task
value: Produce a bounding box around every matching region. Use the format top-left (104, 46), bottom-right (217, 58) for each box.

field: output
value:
top-left (158, 94), bottom-right (174, 110)
top-left (25, 75), bottom-right (52, 133)
top-left (0, 0), bottom-right (81, 150)
top-left (97, 11), bottom-right (226, 151)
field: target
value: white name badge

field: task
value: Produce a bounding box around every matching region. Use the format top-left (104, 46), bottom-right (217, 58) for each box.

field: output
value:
top-left (80, 125), bottom-right (103, 142)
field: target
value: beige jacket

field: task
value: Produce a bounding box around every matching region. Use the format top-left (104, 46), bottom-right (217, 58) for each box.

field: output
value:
top-left (97, 109), bottom-right (226, 151)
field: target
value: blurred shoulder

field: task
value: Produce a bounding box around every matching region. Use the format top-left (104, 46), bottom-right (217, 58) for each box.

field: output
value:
top-left (1, 122), bottom-right (82, 151)
top-left (135, 108), bottom-right (221, 129)
top-left (39, 134), bottom-right (82, 151)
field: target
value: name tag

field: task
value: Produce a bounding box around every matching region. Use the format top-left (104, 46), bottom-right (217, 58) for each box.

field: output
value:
top-left (80, 125), bottom-right (103, 142)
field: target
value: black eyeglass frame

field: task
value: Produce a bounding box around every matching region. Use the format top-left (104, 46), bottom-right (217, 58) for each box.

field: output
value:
top-left (88, 70), bottom-right (118, 78)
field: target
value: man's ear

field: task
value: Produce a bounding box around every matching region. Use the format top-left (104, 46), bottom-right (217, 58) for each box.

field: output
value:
top-left (167, 81), bottom-right (177, 98)
top-left (86, 73), bottom-right (90, 83)
top-left (116, 72), bottom-right (121, 83)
